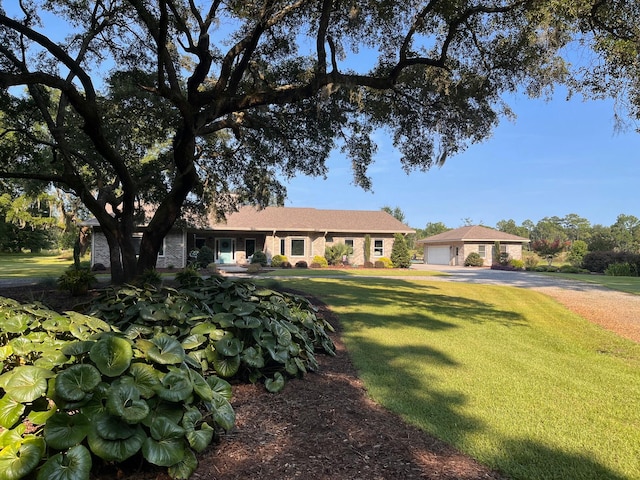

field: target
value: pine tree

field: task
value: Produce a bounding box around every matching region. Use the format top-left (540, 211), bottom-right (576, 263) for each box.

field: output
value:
top-left (391, 233), bottom-right (411, 268)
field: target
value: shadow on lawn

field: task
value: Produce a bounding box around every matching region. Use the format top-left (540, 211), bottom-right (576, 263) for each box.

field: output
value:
top-left (279, 277), bottom-right (629, 480)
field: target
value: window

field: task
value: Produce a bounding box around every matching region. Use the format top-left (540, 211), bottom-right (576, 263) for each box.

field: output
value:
top-left (478, 245), bottom-right (486, 257)
top-left (245, 239), bottom-right (256, 257)
top-left (500, 244), bottom-right (507, 253)
top-left (373, 239), bottom-right (384, 257)
top-left (291, 239), bottom-right (305, 256)
top-left (280, 239), bottom-right (286, 255)
top-left (345, 239), bottom-right (354, 250)
top-left (132, 234), bottom-right (164, 257)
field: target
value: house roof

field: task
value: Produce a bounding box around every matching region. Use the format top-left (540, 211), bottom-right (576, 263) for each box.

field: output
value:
top-left (209, 206), bottom-right (415, 234)
top-left (416, 225), bottom-right (529, 244)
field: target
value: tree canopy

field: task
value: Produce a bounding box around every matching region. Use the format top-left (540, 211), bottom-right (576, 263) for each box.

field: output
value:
top-left (0, 0), bottom-right (636, 282)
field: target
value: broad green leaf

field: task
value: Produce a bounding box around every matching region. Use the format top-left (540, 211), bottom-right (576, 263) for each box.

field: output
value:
top-left (106, 384), bottom-right (150, 424)
top-left (36, 444), bottom-right (92, 480)
top-left (90, 336), bottom-right (133, 377)
top-left (188, 370), bottom-right (213, 402)
top-left (123, 324), bottom-right (154, 339)
top-left (1, 313), bottom-right (29, 334)
top-left (186, 423), bottom-right (213, 452)
top-left (168, 448), bottom-right (197, 480)
top-left (232, 303), bottom-right (257, 316)
top-left (8, 337), bottom-right (33, 356)
top-left (142, 436), bottom-right (185, 467)
top-left (212, 353), bottom-right (240, 378)
top-left (87, 424), bottom-right (146, 462)
top-left (0, 396), bottom-right (24, 429)
top-left (214, 334), bottom-right (242, 356)
top-left (150, 417), bottom-right (185, 441)
top-left (210, 394), bottom-right (235, 431)
top-left (27, 404), bottom-right (56, 426)
top-left (44, 412), bottom-right (90, 450)
top-left (66, 312), bottom-right (111, 339)
top-left (180, 334), bottom-right (206, 350)
top-left (211, 312), bottom-right (235, 328)
top-left (145, 334), bottom-right (185, 365)
top-left (234, 316), bottom-right (262, 329)
top-left (189, 323), bottom-right (222, 336)
top-left (241, 346), bottom-right (265, 369)
top-left (5, 366), bottom-right (53, 403)
top-left (0, 427), bottom-right (24, 449)
top-left (125, 363), bottom-right (160, 398)
top-left (265, 372), bottom-right (285, 393)
top-left (54, 364), bottom-right (101, 402)
top-left (205, 376), bottom-right (232, 400)
top-left (272, 321), bottom-right (292, 345)
top-left (40, 316), bottom-right (71, 333)
top-left (181, 407), bottom-right (202, 431)
top-left (0, 437), bottom-right (45, 480)
top-left (93, 413), bottom-right (138, 440)
top-left (61, 341), bottom-right (94, 356)
top-left (0, 345), bottom-right (13, 361)
top-left (155, 370), bottom-right (193, 402)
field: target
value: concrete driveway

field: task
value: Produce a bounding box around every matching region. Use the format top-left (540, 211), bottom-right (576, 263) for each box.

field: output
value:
top-left (408, 263), bottom-right (612, 292)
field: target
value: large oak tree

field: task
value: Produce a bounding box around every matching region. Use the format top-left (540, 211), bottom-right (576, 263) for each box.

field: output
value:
top-left (0, 1), bottom-right (634, 283)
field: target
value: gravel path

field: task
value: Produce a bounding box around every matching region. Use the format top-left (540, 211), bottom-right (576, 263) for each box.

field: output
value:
top-left (408, 266), bottom-right (640, 343)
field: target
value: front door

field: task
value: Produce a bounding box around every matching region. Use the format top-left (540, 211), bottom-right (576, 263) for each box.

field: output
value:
top-left (217, 238), bottom-right (234, 264)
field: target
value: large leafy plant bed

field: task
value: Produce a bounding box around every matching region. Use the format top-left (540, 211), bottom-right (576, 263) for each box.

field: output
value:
top-left (0, 277), bottom-right (335, 480)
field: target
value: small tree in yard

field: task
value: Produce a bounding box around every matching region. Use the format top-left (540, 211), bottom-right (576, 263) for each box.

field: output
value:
top-left (531, 239), bottom-right (569, 265)
top-left (391, 233), bottom-right (411, 268)
top-left (325, 243), bottom-right (353, 266)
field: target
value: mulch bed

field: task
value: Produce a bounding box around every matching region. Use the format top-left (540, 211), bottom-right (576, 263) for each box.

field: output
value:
top-left (0, 285), bottom-right (506, 480)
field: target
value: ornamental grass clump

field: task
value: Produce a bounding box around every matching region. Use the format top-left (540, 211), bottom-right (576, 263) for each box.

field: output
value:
top-left (0, 276), bottom-right (335, 480)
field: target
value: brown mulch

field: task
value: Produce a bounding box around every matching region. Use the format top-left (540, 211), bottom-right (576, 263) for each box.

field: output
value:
top-left (1, 279), bottom-right (637, 480)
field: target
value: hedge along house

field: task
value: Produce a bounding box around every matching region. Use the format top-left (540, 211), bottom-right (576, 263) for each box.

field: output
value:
top-left (416, 225), bottom-right (530, 266)
top-left (87, 206), bottom-right (415, 269)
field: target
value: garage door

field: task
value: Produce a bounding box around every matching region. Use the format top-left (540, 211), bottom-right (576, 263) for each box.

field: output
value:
top-left (427, 246), bottom-right (450, 265)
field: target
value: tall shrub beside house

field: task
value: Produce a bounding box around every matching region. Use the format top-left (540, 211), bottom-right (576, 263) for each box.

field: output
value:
top-left (364, 235), bottom-right (371, 267)
top-left (391, 233), bottom-right (411, 268)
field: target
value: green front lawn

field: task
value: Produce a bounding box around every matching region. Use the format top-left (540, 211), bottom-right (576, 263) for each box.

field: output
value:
top-left (273, 277), bottom-right (640, 480)
top-left (0, 252), bottom-right (73, 279)
top-left (262, 267), bottom-right (447, 277)
top-left (549, 272), bottom-right (640, 295)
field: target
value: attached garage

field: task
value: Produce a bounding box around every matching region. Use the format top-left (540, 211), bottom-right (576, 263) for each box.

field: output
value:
top-left (426, 246), bottom-right (450, 265)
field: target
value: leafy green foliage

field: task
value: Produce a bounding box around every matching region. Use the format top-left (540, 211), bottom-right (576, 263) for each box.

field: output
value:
top-left (464, 252), bottom-right (484, 267)
top-left (605, 262), bottom-right (638, 277)
top-left (311, 256), bottom-right (328, 268)
top-left (270, 255), bottom-right (288, 268)
top-left (56, 265), bottom-right (96, 296)
top-left (196, 246), bottom-right (215, 269)
top-left (390, 234), bottom-right (411, 268)
top-left (374, 258), bottom-right (393, 268)
top-left (250, 251), bottom-right (267, 266)
top-left (324, 243), bottom-right (353, 266)
top-left (0, 277), bottom-right (335, 479)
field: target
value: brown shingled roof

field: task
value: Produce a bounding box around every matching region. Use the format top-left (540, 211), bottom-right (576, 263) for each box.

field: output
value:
top-left (209, 206), bottom-right (415, 234)
top-left (416, 225), bottom-right (529, 244)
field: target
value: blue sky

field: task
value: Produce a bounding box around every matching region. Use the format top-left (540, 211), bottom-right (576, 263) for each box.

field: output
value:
top-left (283, 88), bottom-right (640, 230)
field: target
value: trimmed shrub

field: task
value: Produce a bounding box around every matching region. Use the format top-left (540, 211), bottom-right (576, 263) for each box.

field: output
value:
top-left (363, 261), bottom-right (374, 268)
top-left (271, 254), bottom-right (288, 268)
top-left (282, 261), bottom-right (292, 268)
top-left (464, 252), bottom-right (484, 267)
top-left (524, 254), bottom-right (539, 271)
top-left (295, 261), bottom-right (308, 268)
top-left (251, 250), bottom-right (268, 266)
top-left (197, 245), bottom-right (215, 267)
top-left (374, 257), bottom-right (393, 268)
top-left (311, 255), bottom-right (328, 268)
top-left (57, 265), bottom-right (97, 295)
top-left (510, 259), bottom-right (525, 270)
top-left (559, 264), bottom-right (588, 274)
top-left (605, 262), bottom-right (638, 277)
top-left (582, 251), bottom-right (640, 274)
